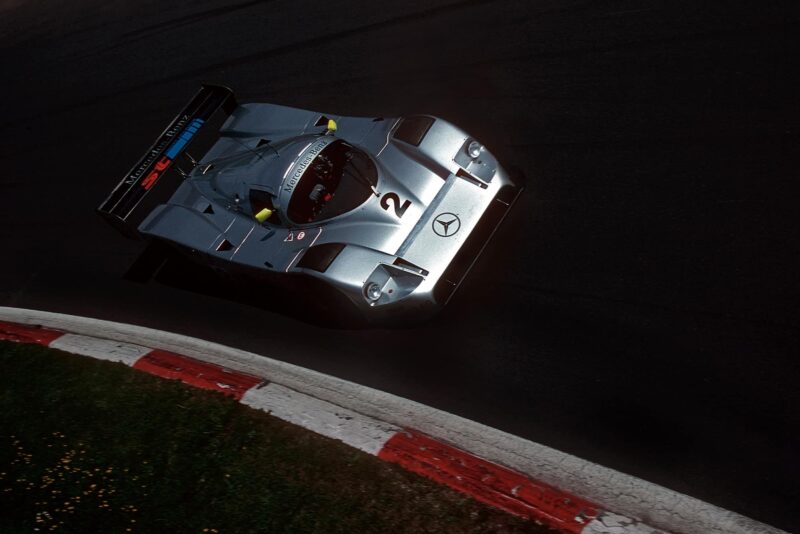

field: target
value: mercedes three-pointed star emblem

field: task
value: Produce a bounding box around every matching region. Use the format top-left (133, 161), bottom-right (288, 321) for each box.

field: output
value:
top-left (432, 212), bottom-right (461, 237)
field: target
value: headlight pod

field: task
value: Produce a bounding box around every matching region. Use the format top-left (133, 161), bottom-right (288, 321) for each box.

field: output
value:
top-left (362, 264), bottom-right (424, 306)
top-left (466, 140), bottom-right (483, 159)
top-left (454, 138), bottom-right (496, 183)
top-left (365, 282), bottom-right (382, 302)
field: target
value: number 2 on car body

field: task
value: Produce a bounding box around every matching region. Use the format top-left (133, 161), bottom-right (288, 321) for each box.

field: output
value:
top-left (380, 192), bottom-right (411, 218)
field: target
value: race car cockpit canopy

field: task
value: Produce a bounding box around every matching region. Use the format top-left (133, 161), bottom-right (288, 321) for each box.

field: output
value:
top-left (280, 137), bottom-right (378, 224)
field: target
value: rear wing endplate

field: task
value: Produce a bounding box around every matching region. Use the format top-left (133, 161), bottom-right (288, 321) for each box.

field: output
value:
top-left (97, 84), bottom-right (236, 238)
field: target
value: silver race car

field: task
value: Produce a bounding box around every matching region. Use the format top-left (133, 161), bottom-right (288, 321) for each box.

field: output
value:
top-left (99, 85), bottom-right (521, 323)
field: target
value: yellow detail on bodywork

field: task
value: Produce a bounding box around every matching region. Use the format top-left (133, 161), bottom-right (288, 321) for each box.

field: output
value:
top-left (327, 119), bottom-right (337, 132)
top-left (255, 208), bottom-right (273, 223)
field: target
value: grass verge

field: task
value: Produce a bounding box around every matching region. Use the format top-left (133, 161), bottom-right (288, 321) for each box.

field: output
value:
top-left (0, 341), bottom-right (553, 533)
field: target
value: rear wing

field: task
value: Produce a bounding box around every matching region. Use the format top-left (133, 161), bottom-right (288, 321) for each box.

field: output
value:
top-left (98, 84), bottom-right (236, 238)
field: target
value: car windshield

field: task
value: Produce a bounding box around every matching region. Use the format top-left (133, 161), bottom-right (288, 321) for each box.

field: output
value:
top-left (287, 140), bottom-right (377, 224)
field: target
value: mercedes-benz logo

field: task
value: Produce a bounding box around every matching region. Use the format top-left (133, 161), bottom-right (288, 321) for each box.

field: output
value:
top-left (432, 212), bottom-right (461, 237)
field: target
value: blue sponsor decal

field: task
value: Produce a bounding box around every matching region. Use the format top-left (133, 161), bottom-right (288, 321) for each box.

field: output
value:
top-left (165, 118), bottom-right (205, 159)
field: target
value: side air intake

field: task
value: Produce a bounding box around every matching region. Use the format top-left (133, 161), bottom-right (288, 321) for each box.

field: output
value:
top-left (297, 243), bottom-right (346, 273)
top-left (393, 116), bottom-right (435, 146)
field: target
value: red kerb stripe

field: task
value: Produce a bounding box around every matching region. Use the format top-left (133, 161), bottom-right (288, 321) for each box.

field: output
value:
top-left (132, 349), bottom-right (262, 400)
top-left (378, 430), bottom-right (599, 532)
top-left (0, 321), bottom-right (64, 346)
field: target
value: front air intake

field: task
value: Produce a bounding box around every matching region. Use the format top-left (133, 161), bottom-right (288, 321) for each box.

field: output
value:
top-left (433, 185), bottom-right (521, 304)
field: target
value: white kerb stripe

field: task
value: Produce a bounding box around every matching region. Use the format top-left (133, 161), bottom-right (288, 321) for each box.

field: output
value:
top-left (582, 512), bottom-right (668, 534)
top-left (241, 383), bottom-right (399, 455)
top-left (49, 334), bottom-right (151, 366)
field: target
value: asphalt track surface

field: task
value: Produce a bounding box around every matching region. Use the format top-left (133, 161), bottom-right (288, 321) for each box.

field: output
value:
top-left (0, 0), bottom-right (797, 530)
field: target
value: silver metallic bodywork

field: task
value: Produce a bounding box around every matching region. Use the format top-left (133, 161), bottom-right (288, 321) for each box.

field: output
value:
top-left (138, 100), bottom-right (521, 321)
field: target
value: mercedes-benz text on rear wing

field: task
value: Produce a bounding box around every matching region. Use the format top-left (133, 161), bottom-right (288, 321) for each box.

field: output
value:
top-left (97, 84), bottom-right (236, 238)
